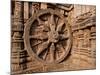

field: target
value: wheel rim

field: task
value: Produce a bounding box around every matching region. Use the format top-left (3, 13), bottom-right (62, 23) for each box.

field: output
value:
top-left (24, 9), bottom-right (72, 64)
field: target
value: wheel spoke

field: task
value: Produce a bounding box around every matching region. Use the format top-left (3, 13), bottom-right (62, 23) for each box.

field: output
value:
top-left (63, 27), bottom-right (68, 32)
top-left (56, 22), bottom-right (64, 32)
top-left (37, 18), bottom-right (45, 25)
top-left (56, 49), bottom-right (59, 59)
top-left (34, 25), bottom-right (44, 32)
top-left (59, 34), bottom-right (69, 40)
top-left (57, 44), bottom-right (65, 52)
top-left (35, 25), bottom-right (49, 32)
top-left (50, 43), bottom-right (55, 62)
top-left (49, 14), bottom-right (56, 31)
top-left (56, 44), bottom-right (65, 54)
top-left (29, 34), bottom-right (48, 40)
top-left (37, 41), bottom-right (50, 55)
top-left (55, 16), bottom-right (59, 25)
top-left (43, 49), bottom-right (48, 60)
top-left (31, 41), bottom-right (43, 47)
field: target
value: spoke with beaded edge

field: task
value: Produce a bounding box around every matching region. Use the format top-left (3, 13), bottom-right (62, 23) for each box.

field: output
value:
top-left (37, 41), bottom-right (50, 55)
top-left (50, 43), bottom-right (55, 62)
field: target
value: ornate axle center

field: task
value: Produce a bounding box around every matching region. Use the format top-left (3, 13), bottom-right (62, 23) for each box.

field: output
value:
top-left (48, 31), bottom-right (59, 43)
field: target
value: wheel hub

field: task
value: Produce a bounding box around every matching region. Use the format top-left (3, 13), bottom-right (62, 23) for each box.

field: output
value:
top-left (48, 30), bottom-right (59, 43)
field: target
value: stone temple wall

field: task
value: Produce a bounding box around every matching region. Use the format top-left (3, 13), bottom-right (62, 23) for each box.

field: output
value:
top-left (11, 0), bottom-right (96, 74)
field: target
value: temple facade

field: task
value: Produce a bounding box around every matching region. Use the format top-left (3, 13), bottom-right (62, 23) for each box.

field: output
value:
top-left (11, 0), bottom-right (96, 74)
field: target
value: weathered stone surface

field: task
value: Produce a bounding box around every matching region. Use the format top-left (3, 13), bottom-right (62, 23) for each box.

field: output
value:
top-left (11, 0), bottom-right (96, 74)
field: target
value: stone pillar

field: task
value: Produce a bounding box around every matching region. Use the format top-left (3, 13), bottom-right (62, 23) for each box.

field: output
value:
top-left (90, 26), bottom-right (96, 66)
top-left (72, 31), bottom-right (78, 54)
top-left (84, 29), bottom-right (91, 53)
top-left (24, 2), bottom-right (29, 23)
top-left (11, 1), bottom-right (27, 73)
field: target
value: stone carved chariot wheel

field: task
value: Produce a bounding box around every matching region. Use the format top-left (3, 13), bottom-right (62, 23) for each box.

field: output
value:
top-left (24, 9), bottom-right (72, 64)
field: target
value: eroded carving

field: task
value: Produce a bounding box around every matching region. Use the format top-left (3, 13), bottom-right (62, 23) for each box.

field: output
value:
top-left (24, 9), bottom-right (72, 64)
